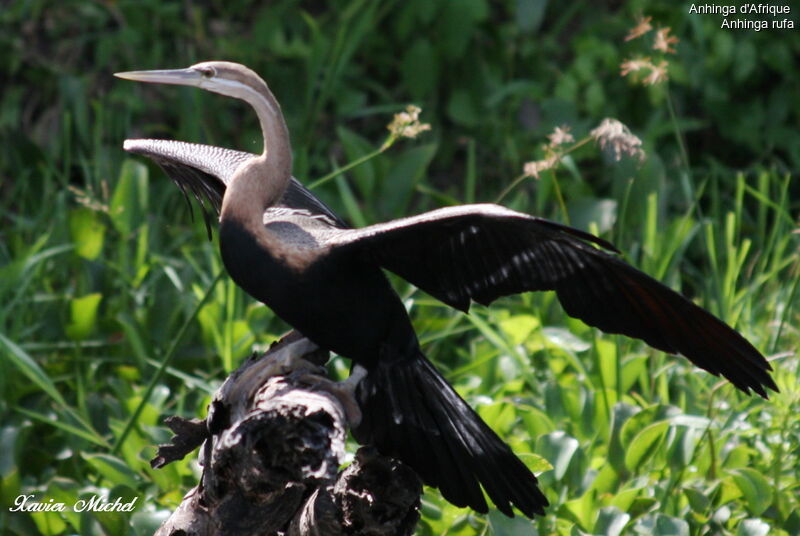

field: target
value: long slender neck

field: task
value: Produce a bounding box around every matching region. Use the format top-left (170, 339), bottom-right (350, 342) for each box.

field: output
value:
top-left (220, 80), bottom-right (291, 226)
top-left (254, 84), bottom-right (292, 181)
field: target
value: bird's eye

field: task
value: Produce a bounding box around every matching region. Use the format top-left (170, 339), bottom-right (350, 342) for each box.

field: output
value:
top-left (196, 67), bottom-right (215, 78)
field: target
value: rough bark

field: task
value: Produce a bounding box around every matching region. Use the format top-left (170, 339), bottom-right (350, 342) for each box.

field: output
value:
top-left (152, 331), bottom-right (421, 536)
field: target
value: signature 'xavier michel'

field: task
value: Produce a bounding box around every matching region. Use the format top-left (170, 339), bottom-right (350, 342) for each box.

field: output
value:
top-left (116, 61), bottom-right (777, 518)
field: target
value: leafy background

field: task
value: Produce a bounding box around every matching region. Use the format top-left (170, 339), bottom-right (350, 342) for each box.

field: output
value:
top-left (1, 1), bottom-right (798, 535)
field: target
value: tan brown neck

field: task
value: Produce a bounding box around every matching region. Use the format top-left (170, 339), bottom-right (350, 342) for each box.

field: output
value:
top-left (220, 79), bottom-right (291, 226)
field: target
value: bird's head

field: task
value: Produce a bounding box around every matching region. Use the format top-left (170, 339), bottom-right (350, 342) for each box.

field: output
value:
top-left (116, 60), bottom-right (290, 184)
top-left (115, 61), bottom-right (271, 106)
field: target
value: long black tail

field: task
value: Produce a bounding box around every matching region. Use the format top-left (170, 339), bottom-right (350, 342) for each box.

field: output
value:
top-left (353, 348), bottom-right (548, 518)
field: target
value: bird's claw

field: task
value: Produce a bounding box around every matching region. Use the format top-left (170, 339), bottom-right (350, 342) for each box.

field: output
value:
top-left (293, 367), bottom-right (366, 428)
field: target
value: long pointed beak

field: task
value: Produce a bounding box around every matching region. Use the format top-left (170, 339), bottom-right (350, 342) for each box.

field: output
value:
top-left (114, 68), bottom-right (203, 87)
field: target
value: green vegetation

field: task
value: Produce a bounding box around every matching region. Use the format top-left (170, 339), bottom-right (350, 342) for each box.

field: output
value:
top-left (1, 1), bottom-right (797, 535)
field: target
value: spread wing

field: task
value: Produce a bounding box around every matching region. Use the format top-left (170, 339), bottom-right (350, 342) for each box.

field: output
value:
top-left (327, 203), bottom-right (776, 397)
top-left (123, 139), bottom-right (348, 236)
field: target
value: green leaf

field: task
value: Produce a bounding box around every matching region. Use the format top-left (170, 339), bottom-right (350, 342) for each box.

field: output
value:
top-left (537, 431), bottom-right (579, 481)
top-left (0, 240), bottom-right (71, 296)
top-left (116, 312), bottom-right (149, 369)
top-left (0, 333), bottom-right (68, 408)
top-left (519, 406), bottom-right (556, 438)
top-left (131, 510), bottom-right (172, 535)
top-left (723, 444), bottom-right (753, 469)
top-left (65, 292), bottom-right (102, 340)
top-left (197, 301), bottom-right (222, 341)
top-left (588, 464), bottom-right (618, 495)
top-left (515, 0), bottom-right (548, 32)
top-left (542, 326), bottom-right (591, 352)
top-left (402, 38), bottom-right (438, 100)
top-left (81, 453), bottom-right (140, 490)
top-left (90, 485), bottom-right (140, 534)
top-left (488, 509), bottom-right (539, 534)
top-left (0, 425), bottom-right (21, 477)
top-left (230, 319), bottom-right (256, 362)
top-left (379, 143), bottom-right (436, 217)
top-left (620, 355), bottom-right (648, 392)
top-left (620, 405), bottom-right (660, 447)
top-left (69, 207), bottom-right (106, 260)
top-left (560, 490), bottom-right (595, 530)
top-left (446, 89), bottom-right (480, 127)
top-left (477, 401), bottom-right (515, 434)
top-left (0, 466), bottom-right (20, 508)
top-left (518, 452), bottom-right (553, 474)
top-left (592, 388), bottom-right (616, 439)
top-left (498, 313), bottom-right (540, 345)
top-left (30, 509), bottom-right (67, 536)
top-left (730, 468), bottom-right (774, 516)
top-left (736, 519), bottom-right (771, 536)
top-left (47, 478), bottom-right (82, 530)
top-left (557, 375), bottom-right (587, 425)
top-left (608, 402), bottom-right (640, 473)
top-left (607, 486), bottom-right (642, 512)
top-left (595, 337), bottom-right (618, 395)
top-left (683, 487), bottom-right (710, 513)
top-left (719, 477), bottom-right (744, 505)
top-left (628, 497), bottom-right (659, 518)
top-left (336, 174), bottom-right (368, 228)
top-left (654, 514), bottom-right (689, 536)
top-left (110, 159), bottom-right (149, 236)
top-left (437, 0), bottom-right (487, 59)
top-left (668, 425), bottom-right (702, 469)
top-left (624, 420), bottom-right (669, 471)
top-left (337, 125), bottom-right (376, 199)
top-left (668, 414), bottom-right (712, 429)
top-left (594, 506), bottom-right (630, 536)
top-left (634, 513), bottom-right (689, 536)
top-left (13, 406), bottom-right (107, 446)
top-left (568, 198), bottom-right (618, 235)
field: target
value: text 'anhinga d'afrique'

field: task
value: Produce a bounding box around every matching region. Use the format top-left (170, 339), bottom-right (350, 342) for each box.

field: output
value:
top-left (116, 61), bottom-right (777, 518)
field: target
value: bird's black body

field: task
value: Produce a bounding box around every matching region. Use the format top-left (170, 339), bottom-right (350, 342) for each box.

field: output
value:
top-left (118, 61), bottom-right (777, 519)
top-left (219, 214), bottom-right (415, 365)
top-left (218, 210), bottom-right (549, 515)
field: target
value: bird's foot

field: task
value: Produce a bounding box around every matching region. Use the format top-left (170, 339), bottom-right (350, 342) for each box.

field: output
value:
top-left (293, 365), bottom-right (367, 428)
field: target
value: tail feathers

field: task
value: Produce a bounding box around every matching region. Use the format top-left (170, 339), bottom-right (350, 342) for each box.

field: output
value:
top-left (353, 350), bottom-right (548, 518)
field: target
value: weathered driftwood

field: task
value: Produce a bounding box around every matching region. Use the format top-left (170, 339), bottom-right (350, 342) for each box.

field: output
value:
top-left (152, 331), bottom-right (421, 536)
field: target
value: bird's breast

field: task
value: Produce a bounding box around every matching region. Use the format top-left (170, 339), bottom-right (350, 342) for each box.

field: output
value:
top-left (220, 218), bottom-right (315, 294)
top-left (218, 216), bottom-right (416, 364)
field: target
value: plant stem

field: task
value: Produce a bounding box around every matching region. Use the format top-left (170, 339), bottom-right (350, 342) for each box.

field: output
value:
top-left (772, 257), bottom-right (799, 354)
top-left (551, 173), bottom-right (569, 224)
top-left (494, 173), bottom-right (527, 204)
top-left (666, 88), bottom-right (691, 174)
top-left (111, 269), bottom-right (225, 455)
top-left (308, 134), bottom-right (396, 190)
top-left (494, 137), bottom-right (591, 205)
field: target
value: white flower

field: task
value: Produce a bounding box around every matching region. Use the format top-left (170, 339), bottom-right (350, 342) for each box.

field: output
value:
top-left (522, 155), bottom-right (560, 179)
top-left (547, 126), bottom-right (574, 147)
top-left (387, 105), bottom-right (431, 139)
top-left (590, 118), bottom-right (645, 162)
top-left (625, 15), bottom-right (652, 41)
top-left (653, 27), bottom-right (678, 54)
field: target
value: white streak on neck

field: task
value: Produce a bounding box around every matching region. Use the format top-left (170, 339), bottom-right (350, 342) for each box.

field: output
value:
top-left (218, 76), bottom-right (292, 225)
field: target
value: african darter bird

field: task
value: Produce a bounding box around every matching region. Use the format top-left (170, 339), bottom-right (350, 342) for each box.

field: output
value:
top-left (116, 62), bottom-right (777, 518)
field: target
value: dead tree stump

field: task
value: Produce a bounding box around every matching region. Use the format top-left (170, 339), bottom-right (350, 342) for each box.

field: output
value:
top-left (152, 331), bottom-right (422, 536)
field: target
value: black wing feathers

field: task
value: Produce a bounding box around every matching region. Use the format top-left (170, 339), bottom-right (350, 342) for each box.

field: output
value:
top-left (281, 178), bottom-right (348, 228)
top-left (123, 139), bottom-right (348, 232)
top-left (355, 350), bottom-right (548, 517)
top-left (158, 161), bottom-right (225, 239)
top-left (336, 205), bottom-right (776, 397)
